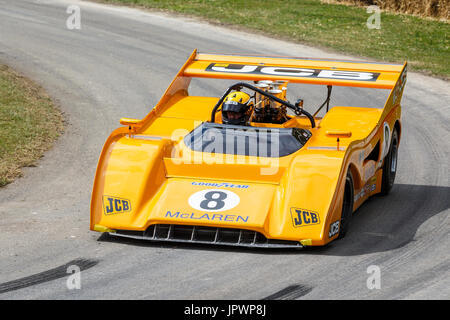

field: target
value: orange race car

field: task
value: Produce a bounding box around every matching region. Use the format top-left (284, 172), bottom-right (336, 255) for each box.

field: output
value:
top-left (90, 50), bottom-right (407, 248)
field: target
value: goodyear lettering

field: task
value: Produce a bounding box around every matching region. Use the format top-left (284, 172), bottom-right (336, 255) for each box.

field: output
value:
top-left (103, 195), bottom-right (131, 215)
top-left (191, 181), bottom-right (249, 189)
top-left (165, 211), bottom-right (249, 223)
top-left (206, 63), bottom-right (380, 82)
top-left (290, 208), bottom-right (320, 227)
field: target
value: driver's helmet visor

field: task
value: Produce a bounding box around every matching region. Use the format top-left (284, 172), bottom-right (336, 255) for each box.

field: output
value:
top-left (224, 111), bottom-right (244, 120)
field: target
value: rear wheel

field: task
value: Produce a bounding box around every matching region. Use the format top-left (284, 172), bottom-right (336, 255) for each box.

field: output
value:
top-left (338, 170), bottom-right (354, 239)
top-left (380, 129), bottom-right (399, 195)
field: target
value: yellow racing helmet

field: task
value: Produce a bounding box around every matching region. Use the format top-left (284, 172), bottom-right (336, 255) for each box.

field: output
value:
top-left (221, 91), bottom-right (253, 125)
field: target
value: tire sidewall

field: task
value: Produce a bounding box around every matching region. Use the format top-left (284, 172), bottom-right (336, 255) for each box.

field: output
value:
top-left (381, 129), bottom-right (399, 195)
top-left (338, 170), bottom-right (354, 239)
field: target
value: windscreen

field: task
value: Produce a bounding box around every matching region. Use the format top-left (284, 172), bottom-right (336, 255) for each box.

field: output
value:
top-left (184, 122), bottom-right (311, 157)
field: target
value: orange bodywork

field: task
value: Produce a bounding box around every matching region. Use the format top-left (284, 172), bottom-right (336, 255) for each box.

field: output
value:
top-left (90, 50), bottom-right (407, 247)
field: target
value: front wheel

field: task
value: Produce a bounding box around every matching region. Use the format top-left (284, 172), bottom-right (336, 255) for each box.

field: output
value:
top-left (338, 170), bottom-right (354, 239)
top-left (380, 129), bottom-right (399, 195)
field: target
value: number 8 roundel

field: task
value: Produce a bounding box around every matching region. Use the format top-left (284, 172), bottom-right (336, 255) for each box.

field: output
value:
top-left (188, 189), bottom-right (240, 212)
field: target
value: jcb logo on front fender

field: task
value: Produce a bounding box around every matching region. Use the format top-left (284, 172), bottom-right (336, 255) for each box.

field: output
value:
top-left (103, 195), bottom-right (131, 215)
top-left (290, 208), bottom-right (320, 227)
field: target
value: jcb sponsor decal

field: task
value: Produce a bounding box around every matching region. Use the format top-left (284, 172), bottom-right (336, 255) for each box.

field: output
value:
top-left (206, 63), bottom-right (380, 82)
top-left (290, 208), bottom-right (320, 227)
top-left (329, 221), bottom-right (340, 238)
top-left (103, 195), bottom-right (131, 215)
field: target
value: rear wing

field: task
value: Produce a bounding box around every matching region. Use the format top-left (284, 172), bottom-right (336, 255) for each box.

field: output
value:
top-left (140, 50), bottom-right (406, 126)
top-left (183, 52), bottom-right (406, 90)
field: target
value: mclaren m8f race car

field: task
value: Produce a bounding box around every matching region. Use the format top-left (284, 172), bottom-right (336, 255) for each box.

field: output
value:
top-left (90, 50), bottom-right (407, 248)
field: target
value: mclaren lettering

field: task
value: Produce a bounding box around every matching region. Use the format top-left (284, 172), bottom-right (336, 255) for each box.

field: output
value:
top-left (165, 211), bottom-right (249, 223)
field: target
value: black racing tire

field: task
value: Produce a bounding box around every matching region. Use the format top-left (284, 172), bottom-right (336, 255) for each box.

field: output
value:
top-left (338, 170), bottom-right (354, 239)
top-left (380, 129), bottom-right (399, 195)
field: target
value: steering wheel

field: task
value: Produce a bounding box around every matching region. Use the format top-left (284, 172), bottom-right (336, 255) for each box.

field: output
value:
top-left (210, 82), bottom-right (316, 128)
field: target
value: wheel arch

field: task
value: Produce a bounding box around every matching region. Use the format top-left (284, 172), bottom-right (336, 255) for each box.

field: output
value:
top-left (347, 162), bottom-right (362, 195)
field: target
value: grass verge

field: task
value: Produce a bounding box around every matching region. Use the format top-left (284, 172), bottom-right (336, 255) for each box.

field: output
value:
top-left (0, 64), bottom-right (64, 187)
top-left (97, 0), bottom-right (449, 78)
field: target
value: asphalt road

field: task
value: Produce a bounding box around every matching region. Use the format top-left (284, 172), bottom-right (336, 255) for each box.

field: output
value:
top-left (0, 0), bottom-right (449, 299)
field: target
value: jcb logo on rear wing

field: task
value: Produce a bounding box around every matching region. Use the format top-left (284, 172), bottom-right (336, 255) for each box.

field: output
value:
top-left (103, 195), bottom-right (131, 215)
top-left (206, 63), bottom-right (380, 81)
